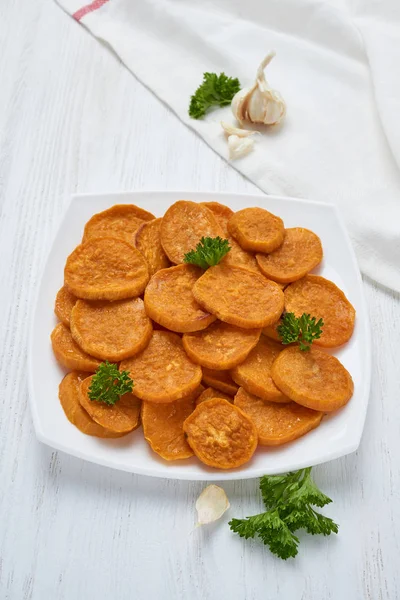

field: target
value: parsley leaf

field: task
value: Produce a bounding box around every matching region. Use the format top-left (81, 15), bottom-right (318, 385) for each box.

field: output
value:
top-left (260, 469), bottom-right (306, 509)
top-left (277, 312), bottom-right (324, 351)
top-left (229, 467), bottom-right (338, 560)
top-left (189, 73), bottom-right (241, 119)
top-left (183, 236), bottom-right (231, 269)
top-left (88, 361), bottom-right (133, 406)
top-left (230, 510), bottom-right (299, 560)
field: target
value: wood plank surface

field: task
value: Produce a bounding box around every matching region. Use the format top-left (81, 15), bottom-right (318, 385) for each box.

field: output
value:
top-left (0, 1), bottom-right (399, 598)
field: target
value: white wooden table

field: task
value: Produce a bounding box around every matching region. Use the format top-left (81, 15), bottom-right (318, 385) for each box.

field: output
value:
top-left (1, 2), bottom-right (400, 598)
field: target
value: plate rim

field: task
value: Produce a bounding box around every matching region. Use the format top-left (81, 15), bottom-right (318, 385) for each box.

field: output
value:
top-left (28, 190), bottom-right (371, 480)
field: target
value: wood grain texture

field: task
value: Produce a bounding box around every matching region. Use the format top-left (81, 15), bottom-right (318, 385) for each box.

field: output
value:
top-left (1, 1), bottom-right (400, 598)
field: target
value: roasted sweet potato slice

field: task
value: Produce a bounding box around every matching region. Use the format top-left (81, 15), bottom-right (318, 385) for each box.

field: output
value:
top-left (83, 204), bottom-right (155, 245)
top-left (64, 237), bottom-right (149, 301)
top-left (120, 331), bottom-right (202, 403)
top-left (141, 386), bottom-right (203, 461)
top-left (59, 371), bottom-right (88, 424)
top-left (231, 336), bottom-right (290, 402)
top-left (183, 398), bottom-right (258, 469)
top-left (183, 321), bottom-right (261, 370)
top-left (79, 376), bottom-right (141, 433)
top-left (134, 218), bottom-right (170, 276)
top-left (59, 372), bottom-right (123, 437)
top-left (228, 207), bottom-right (284, 253)
top-left (262, 318), bottom-right (283, 342)
top-left (160, 200), bottom-right (223, 264)
top-left (234, 387), bottom-right (323, 446)
top-left (193, 264), bottom-right (284, 328)
top-left (196, 386), bottom-right (233, 405)
top-left (51, 323), bottom-right (101, 372)
top-left (256, 228), bottom-right (323, 284)
top-left (200, 202), bottom-right (234, 236)
top-left (284, 275), bottom-right (356, 347)
top-left (144, 264), bottom-right (216, 333)
top-left (271, 346), bottom-right (354, 412)
top-left (202, 368), bottom-right (239, 396)
top-left (222, 239), bottom-right (260, 273)
top-left (54, 286), bottom-right (77, 327)
top-left (70, 298), bottom-right (152, 362)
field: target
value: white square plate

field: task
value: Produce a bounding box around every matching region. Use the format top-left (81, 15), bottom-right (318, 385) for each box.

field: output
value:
top-left (29, 191), bottom-right (371, 480)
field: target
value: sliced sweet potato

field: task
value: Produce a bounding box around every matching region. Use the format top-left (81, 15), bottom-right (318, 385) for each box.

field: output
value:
top-left (64, 237), bottom-right (149, 301)
top-left (234, 387), bottom-right (323, 446)
top-left (59, 371), bottom-right (89, 424)
top-left (196, 386), bottom-right (233, 405)
top-left (144, 264), bottom-right (216, 333)
top-left (183, 398), bottom-right (258, 469)
top-left (231, 336), bottom-right (290, 402)
top-left (120, 331), bottom-right (202, 403)
top-left (54, 286), bottom-right (77, 327)
top-left (183, 321), bottom-right (261, 370)
top-left (222, 239), bottom-right (260, 273)
top-left (228, 207), bottom-right (284, 253)
top-left (83, 204), bottom-right (155, 245)
top-left (59, 372), bottom-right (123, 437)
top-left (70, 297), bottom-right (152, 362)
top-left (263, 318), bottom-right (283, 342)
top-left (134, 218), bottom-right (170, 276)
top-left (268, 281), bottom-right (286, 290)
top-left (160, 200), bottom-right (223, 264)
top-left (200, 201), bottom-right (234, 236)
top-left (141, 386), bottom-right (203, 461)
top-left (202, 368), bottom-right (239, 396)
top-left (271, 346), bottom-right (354, 412)
top-left (284, 275), bottom-right (356, 347)
top-left (51, 323), bottom-right (101, 372)
top-left (193, 264), bottom-right (284, 328)
top-left (79, 376), bottom-right (141, 433)
top-left (256, 228), bottom-right (323, 283)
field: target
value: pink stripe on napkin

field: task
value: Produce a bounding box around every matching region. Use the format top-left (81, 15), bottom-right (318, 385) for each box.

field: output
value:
top-left (73, 0), bottom-right (109, 21)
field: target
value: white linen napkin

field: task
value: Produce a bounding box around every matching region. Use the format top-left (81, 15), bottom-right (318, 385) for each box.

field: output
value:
top-left (56, 0), bottom-right (400, 292)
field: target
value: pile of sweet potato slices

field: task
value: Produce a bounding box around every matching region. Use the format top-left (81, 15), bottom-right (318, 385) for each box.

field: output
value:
top-left (52, 200), bottom-right (355, 470)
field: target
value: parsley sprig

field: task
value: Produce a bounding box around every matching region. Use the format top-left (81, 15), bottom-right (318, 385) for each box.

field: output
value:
top-left (189, 73), bottom-right (241, 119)
top-left (277, 312), bottom-right (324, 351)
top-left (184, 236), bottom-right (231, 270)
top-left (88, 361), bottom-right (133, 406)
top-left (229, 468), bottom-right (338, 560)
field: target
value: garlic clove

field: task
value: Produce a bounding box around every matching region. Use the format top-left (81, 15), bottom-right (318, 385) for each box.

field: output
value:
top-left (231, 87), bottom-right (253, 123)
top-left (221, 121), bottom-right (257, 137)
top-left (196, 484), bottom-right (230, 525)
top-left (246, 87), bottom-right (286, 126)
top-left (256, 67), bottom-right (286, 125)
top-left (228, 135), bottom-right (254, 160)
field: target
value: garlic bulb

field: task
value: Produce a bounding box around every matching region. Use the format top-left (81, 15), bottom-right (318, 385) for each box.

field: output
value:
top-left (227, 135), bottom-right (254, 160)
top-left (196, 484), bottom-right (230, 525)
top-left (231, 51), bottom-right (286, 126)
